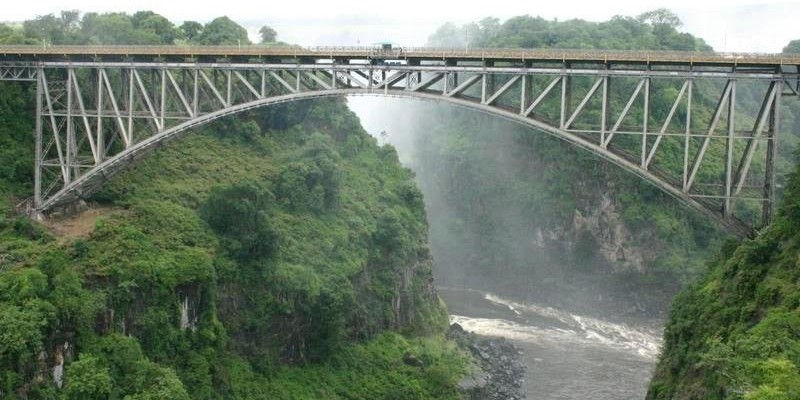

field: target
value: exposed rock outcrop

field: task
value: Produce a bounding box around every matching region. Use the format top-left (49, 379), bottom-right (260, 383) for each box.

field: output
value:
top-left (572, 193), bottom-right (655, 273)
top-left (449, 323), bottom-right (526, 400)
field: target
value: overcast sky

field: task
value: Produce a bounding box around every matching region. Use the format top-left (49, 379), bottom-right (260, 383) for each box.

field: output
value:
top-left (3, 0), bottom-right (798, 52)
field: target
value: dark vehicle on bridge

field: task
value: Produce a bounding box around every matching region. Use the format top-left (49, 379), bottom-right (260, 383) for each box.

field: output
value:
top-left (370, 42), bottom-right (406, 65)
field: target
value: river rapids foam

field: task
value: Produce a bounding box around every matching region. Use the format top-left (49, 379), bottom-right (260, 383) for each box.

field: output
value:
top-left (449, 292), bottom-right (662, 359)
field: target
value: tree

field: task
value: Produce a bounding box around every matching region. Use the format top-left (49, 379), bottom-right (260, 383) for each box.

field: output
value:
top-left (179, 21), bottom-right (203, 42)
top-left (60, 10), bottom-right (81, 31)
top-left (21, 11), bottom-right (80, 44)
top-left (132, 11), bottom-right (177, 43)
top-left (200, 181), bottom-right (279, 261)
top-left (23, 14), bottom-right (67, 44)
top-left (783, 39), bottom-right (800, 54)
top-left (198, 16), bottom-right (250, 45)
top-left (426, 22), bottom-right (464, 47)
top-left (122, 371), bottom-right (190, 400)
top-left (637, 8), bottom-right (682, 28)
top-left (63, 355), bottom-right (112, 400)
top-left (259, 25), bottom-right (277, 43)
top-left (79, 12), bottom-right (142, 45)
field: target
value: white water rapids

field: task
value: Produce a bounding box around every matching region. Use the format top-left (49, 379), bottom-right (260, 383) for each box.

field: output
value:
top-left (440, 287), bottom-right (662, 399)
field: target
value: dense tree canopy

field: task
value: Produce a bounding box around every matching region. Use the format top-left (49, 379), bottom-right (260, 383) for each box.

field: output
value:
top-left (196, 16), bottom-right (251, 45)
top-left (428, 10), bottom-right (709, 51)
top-left (784, 39), bottom-right (800, 54)
top-left (1, 11), bottom-right (253, 45)
top-left (259, 25), bottom-right (277, 43)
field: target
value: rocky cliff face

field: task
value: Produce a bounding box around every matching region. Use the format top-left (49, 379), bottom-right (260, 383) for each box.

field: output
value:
top-left (571, 193), bottom-right (654, 273)
top-left (527, 191), bottom-right (659, 274)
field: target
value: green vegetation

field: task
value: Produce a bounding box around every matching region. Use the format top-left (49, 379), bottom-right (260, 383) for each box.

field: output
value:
top-left (2, 8), bottom-right (800, 399)
top-left (784, 40), bottom-right (800, 54)
top-left (0, 82), bottom-right (34, 196)
top-left (0, 11), bottom-right (465, 399)
top-left (0, 11), bottom-right (252, 45)
top-left (0, 97), bottom-right (464, 400)
top-left (258, 26), bottom-right (278, 44)
top-left (647, 149), bottom-right (800, 399)
top-left (429, 9), bottom-right (709, 50)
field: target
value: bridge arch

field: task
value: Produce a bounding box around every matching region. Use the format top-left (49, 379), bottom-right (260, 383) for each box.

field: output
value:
top-left (38, 87), bottom-right (752, 236)
top-left (9, 52), bottom-right (788, 237)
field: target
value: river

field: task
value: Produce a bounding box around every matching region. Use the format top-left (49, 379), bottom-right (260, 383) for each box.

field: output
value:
top-left (439, 286), bottom-right (662, 400)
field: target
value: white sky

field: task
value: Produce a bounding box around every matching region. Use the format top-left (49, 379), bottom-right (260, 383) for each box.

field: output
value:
top-left (3, 0), bottom-right (799, 52)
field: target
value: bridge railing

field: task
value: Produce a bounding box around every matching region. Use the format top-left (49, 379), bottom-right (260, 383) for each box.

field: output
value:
top-left (1, 45), bottom-right (798, 66)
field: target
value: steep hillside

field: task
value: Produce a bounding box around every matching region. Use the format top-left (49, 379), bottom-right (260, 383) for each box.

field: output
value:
top-left (646, 152), bottom-right (800, 399)
top-left (0, 11), bottom-right (467, 399)
top-left (0, 97), bottom-right (467, 399)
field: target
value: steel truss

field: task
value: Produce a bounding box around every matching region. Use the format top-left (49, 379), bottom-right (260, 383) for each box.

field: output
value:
top-left (1, 60), bottom-right (795, 237)
top-left (0, 64), bottom-right (36, 81)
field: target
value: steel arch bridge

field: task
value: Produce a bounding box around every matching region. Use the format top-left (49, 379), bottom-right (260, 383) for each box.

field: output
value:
top-left (2, 46), bottom-right (799, 237)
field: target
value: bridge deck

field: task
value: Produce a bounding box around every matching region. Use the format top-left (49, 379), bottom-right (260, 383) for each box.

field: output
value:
top-left (1, 45), bottom-right (799, 70)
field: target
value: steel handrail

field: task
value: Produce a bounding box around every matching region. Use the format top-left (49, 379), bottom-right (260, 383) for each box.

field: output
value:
top-left (0, 45), bottom-right (796, 65)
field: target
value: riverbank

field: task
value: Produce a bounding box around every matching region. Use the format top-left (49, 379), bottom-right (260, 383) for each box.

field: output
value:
top-left (449, 323), bottom-right (526, 400)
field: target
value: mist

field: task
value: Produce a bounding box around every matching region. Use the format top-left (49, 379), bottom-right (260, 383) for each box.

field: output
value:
top-left (350, 93), bottom-right (679, 314)
top-left (347, 93), bottom-right (676, 399)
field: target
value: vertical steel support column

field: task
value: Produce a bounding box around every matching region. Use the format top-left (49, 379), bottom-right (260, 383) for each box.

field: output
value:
top-left (99, 69), bottom-right (106, 161)
top-left (33, 67), bottom-right (44, 208)
top-left (519, 74), bottom-right (527, 114)
top-left (600, 75), bottom-right (608, 146)
top-left (226, 70), bottom-right (232, 106)
top-left (560, 74), bottom-right (567, 129)
top-left (192, 69), bottom-right (199, 116)
top-left (260, 70), bottom-right (266, 97)
top-left (65, 69), bottom-right (74, 184)
top-left (126, 68), bottom-right (133, 149)
top-left (160, 69), bottom-right (166, 132)
top-left (763, 82), bottom-right (781, 224)
top-left (724, 80), bottom-right (737, 216)
top-left (683, 79), bottom-right (693, 191)
top-left (481, 74), bottom-right (487, 103)
top-left (485, 66), bottom-right (495, 100)
top-left (641, 77), bottom-right (650, 167)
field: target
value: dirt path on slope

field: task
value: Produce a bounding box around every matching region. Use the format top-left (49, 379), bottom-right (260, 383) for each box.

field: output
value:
top-left (43, 206), bottom-right (120, 239)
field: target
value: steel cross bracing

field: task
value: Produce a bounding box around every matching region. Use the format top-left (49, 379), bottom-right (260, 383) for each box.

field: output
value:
top-left (1, 57), bottom-right (796, 237)
top-left (0, 64), bottom-right (36, 81)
